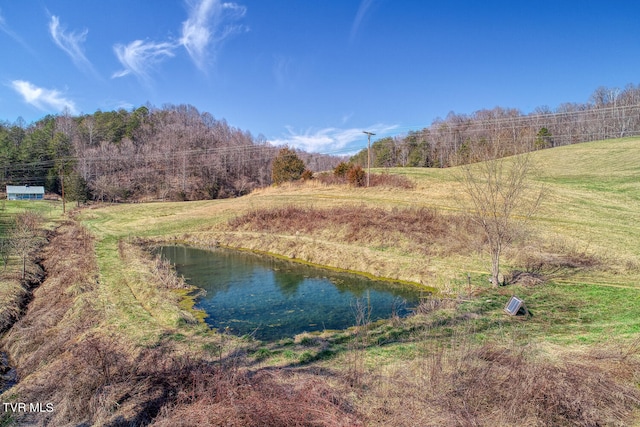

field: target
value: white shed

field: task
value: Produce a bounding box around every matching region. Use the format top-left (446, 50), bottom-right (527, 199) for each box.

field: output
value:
top-left (6, 185), bottom-right (45, 200)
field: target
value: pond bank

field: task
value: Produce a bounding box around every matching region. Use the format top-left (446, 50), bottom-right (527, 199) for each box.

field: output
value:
top-left (142, 233), bottom-right (437, 294)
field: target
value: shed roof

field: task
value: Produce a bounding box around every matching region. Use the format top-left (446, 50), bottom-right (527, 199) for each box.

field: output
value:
top-left (6, 185), bottom-right (45, 194)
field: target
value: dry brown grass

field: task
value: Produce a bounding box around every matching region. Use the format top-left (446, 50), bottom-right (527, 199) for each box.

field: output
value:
top-left (228, 204), bottom-right (482, 257)
top-left (315, 170), bottom-right (416, 189)
top-left (0, 281), bottom-right (30, 334)
top-left (0, 213), bottom-right (48, 333)
top-left (361, 332), bottom-right (640, 426)
top-left (2, 222), bottom-right (97, 373)
top-left (152, 368), bottom-right (361, 427)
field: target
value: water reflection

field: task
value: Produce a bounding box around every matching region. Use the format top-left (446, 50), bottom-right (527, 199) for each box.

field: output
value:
top-left (156, 245), bottom-right (424, 341)
top-left (272, 268), bottom-right (306, 296)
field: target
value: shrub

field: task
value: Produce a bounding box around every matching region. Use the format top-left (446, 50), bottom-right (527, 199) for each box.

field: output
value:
top-left (301, 169), bottom-right (314, 181)
top-left (271, 147), bottom-right (306, 185)
top-left (368, 172), bottom-right (415, 189)
top-left (346, 165), bottom-right (366, 187)
top-left (333, 161), bottom-right (351, 178)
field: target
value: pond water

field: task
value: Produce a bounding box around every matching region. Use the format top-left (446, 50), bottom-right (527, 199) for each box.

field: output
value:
top-left (156, 245), bottom-right (426, 341)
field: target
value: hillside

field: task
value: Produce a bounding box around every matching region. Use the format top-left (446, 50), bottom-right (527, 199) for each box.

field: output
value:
top-left (80, 137), bottom-right (640, 289)
top-left (1, 137), bottom-right (639, 426)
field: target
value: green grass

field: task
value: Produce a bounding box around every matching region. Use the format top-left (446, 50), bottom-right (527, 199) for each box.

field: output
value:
top-left (454, 281), bottom-right (640, 345)
top-left (0, 200), bottom-right (63, 238)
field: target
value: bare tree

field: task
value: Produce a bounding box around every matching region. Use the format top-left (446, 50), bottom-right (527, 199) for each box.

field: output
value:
top-left (0, 237), bottom-right (10, 271)
top-left (10, 212), bottom-right (45, 279)
top-left (458, 148), bottom-right (544, 286)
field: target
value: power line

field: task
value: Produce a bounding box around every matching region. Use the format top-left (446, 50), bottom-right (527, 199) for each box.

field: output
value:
top-left (3, 101), bottom-right (640, 177)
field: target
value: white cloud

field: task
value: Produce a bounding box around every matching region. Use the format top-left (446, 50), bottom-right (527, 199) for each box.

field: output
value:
top-left (271, 124), bottom-right (398, 154)
top-left (272, 55), bottom-right (296, 88)
top-left (180, 0), bottom-right (247, 71)
top-left (272, 55), bottom-right (289, 87)
top-left (11, 80), bottom-right (78, 114)
top-left (350, 0), bottom-right (377, 44)
top-left (111, 0), bottom-right (247, 83)
top-left (112, 40), bottom-right (176, 82)
top-left (0, 10), bottom-right (34, 53)
top-left (49, 15), bottom-right (96, 75)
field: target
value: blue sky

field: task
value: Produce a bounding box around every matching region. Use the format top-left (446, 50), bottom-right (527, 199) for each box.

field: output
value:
top-left (1, 1), bottom-right (639, 154)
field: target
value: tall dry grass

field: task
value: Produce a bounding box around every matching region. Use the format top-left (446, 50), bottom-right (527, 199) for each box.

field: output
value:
top-left (0, 212), bottom-right (47, 333)
top-left (152, 366), bottom-right (361, 427)
top-left (315, 170), bottom-right (416, 189)
top-left (360, 317), bottom-right (640, 427)
top-left (229, 204), bottom-right (483, 257)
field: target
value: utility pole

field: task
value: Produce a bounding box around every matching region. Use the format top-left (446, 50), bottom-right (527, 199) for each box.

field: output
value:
top-left (363, 131), bottom-right (375, 187)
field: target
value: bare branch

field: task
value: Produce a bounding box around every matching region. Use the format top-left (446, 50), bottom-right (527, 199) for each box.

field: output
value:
top-left (458, 152), bottom-right (545, 285)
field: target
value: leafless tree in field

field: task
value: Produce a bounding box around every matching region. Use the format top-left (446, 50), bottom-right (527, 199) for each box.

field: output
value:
top-left (10, 212), bottom-right (45, 279)
top-left (458, 147), bottom-right (545, 286)
top-left (0, 237), bottom-right (10, 271)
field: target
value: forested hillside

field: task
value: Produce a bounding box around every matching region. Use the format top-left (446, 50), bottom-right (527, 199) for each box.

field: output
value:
top-left (351, 85), bottom-right (640, 167)
top-left (0, 105), bottom-right (339, 202)
top-left (3, 84), bottom-right (640, 202)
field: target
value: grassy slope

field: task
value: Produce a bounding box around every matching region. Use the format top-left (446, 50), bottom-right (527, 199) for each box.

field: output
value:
top-left (83, 137), bottom-right (640, 286)
top-left (531, 138), bottom-right (640, 283)
top-left (74, 137), bottom-right (640, 348)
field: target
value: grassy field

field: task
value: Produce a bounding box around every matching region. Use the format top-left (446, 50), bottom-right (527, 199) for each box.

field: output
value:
top-left (0, 200), bottom-right (62, 237)
top-left (81, 137), bottom-right (640, 288)
top-left (71, 138), bottom-right (640, 347)
top-left (2, 138), bottom-right (640, 425)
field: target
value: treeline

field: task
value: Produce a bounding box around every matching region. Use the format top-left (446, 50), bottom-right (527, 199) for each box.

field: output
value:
top-left (0, 105), bottom-right (339, 202)
top-left (3, 84), bottom-right (640, 202)
top-left (351, 84), bottom-right (640, 168)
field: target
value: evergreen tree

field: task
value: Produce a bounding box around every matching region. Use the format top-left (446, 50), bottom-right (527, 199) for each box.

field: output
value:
top-left (535, 127), bottom-right (553, 150)
top-left (271, 147), bottom-right (306, 184)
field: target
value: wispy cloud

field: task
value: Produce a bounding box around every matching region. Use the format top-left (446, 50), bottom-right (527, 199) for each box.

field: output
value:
top-left (350, 0), bottom-right (377, 44)
top-left (272, 55), bottom-right (298, 89)
top-left (49, 15), bottom-right (97, 76)
top-left (180, 0), bottom-right (247, 71)
top-left (112, 0), bottom-right (247, 83)
top-left (0, 10), bottom-right (35, 54)
top-left (112, 40), bottom-right (176, 83)
top-left (11, 80), bottom-right (78, 114)
top-left (271, 124), bottom-right (398, 154)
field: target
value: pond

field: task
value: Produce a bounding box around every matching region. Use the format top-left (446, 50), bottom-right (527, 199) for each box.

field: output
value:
top-left (156, 245), bottom-right (427, 341)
